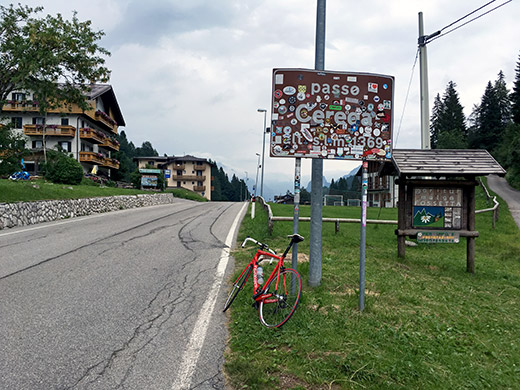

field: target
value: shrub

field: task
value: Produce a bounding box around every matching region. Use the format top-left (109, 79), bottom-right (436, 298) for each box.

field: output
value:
top-left (44, 150), bottom-right (84, 185)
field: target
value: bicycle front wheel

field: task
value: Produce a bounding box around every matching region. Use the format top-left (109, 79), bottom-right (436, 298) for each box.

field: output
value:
top-left (223, 265), bottom-right (252, 312)
top-left (259, 268), bottom-right (302, 328)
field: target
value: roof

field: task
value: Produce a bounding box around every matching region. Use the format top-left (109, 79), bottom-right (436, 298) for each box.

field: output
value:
top-left (391, 149), bottom-right (506, 177)
top-left (86, 84), bottom-right (126, 127)
top-left (133, 155), bottom-right (215, 165)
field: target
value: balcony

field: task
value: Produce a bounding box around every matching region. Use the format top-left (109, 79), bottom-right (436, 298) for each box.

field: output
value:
top-left (79, 151), bottom-right (105, 165)
top-left (102, 157), bottom-right (120, 169)
top-left (23, 124), bottom-right (75, 137)
top-left (100, 137), bottom-right (120, 151)
top-left (194, 165), bottom-right (206, 171)
top-left (94, 110), bottom-right (118, 133)
top-left (3, 101), bottom-right (40, 112)
top-left (172, 175), bottom-right (206, 181)
top-left (171, 164), bottom-right (185, 171)
top-left (193, 186), bottom-right (206, 192)
top-left (80, 127), bottom-right (106, 144)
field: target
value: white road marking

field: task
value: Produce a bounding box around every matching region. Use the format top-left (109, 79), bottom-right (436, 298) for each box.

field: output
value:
top-left (171, 202), bottom-right (247, 390)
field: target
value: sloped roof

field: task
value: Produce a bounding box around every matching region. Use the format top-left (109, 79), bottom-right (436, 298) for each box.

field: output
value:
top-left (391, 149), bottom-right (506, 177)
top-left (86, 84), bottom-right (125, 127)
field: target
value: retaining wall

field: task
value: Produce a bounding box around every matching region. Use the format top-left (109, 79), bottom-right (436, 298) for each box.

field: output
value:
top-left (0, 193), bottom-right (175, 230)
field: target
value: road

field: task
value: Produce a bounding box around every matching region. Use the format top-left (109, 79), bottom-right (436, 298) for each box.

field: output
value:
top-left (0, 199), bottom-right (246, 390)
top-left (487, 174), bottom-right (520, 229)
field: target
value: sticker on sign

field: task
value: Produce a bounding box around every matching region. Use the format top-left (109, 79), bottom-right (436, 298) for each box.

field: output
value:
top-left (270, 68), bottom-right (394, 161)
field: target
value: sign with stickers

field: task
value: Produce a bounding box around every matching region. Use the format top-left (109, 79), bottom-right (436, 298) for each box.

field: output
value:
top-left (270, 68), bottom-right (394, 161)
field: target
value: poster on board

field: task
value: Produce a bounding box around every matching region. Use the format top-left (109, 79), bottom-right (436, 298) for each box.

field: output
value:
top-left (270, 68), bottom-right (394, 161)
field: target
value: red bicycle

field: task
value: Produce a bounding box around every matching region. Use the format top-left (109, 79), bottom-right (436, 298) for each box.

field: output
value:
top-left (223, 234), bottom-right (304, 328)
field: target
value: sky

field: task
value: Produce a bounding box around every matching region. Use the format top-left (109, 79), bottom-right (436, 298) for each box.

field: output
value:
top-left (17, 0), bottom-right (520, 199)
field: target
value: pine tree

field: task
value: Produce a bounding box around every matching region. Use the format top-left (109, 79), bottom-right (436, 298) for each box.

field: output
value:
top-left (430, 81), bottom-right (467, 149)
top-left (494, 70), bottom-right (512, 126)
top-left (430, 93), bottom-right (443, 148)
top-left (511, 53), bottom-right (520, 125)
top-left (469, 81), bottom-right (503, 152)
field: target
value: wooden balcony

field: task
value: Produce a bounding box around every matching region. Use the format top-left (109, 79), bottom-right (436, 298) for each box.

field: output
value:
top-left (100, 137), bottom-right (120, 151)
top-left (94, 110), bottom-right (118, 133)
top-left (23, 124), bottom-right (75, 137)
top-left (194, 165), bottom-right (206, 171)
top-left (172, 175), bottom-right (206, 181)
top-left (193, 186), bottom-right (206, 192)
top-left (171, 164), bottom-right (185, 171)
top-left (2, 101), bottom-right (40, 112)
top-left (80, 128), bottom-right (106, 144)
top-left (79, 151), bottom-right (105, 165)
top-left (102, 157), bottom-right (120, 169)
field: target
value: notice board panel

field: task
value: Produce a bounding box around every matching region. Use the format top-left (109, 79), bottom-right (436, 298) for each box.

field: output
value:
top-left (270, 68), bottom-right (394, 161)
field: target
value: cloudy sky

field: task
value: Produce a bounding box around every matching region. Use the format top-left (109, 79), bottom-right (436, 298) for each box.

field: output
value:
top-left (20, 0), bottom-right (519, 197)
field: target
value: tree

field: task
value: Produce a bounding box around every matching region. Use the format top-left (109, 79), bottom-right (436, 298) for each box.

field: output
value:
top-left (469, 81), bottom-right (503, 152)
top-left (135, 141), bottom-right (158, 157)
top-left (511, 53), bottom-right (520, 125)
top-left (0, 123), bottom-right (26, 176)
top-left (430, 81), bottom-right (467, 149)
top-left (0, 4), bottom-right (111, 163)
top-left (430, 93), bottom-right (443, 148)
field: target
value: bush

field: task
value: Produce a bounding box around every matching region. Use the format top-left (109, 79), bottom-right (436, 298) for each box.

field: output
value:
top-left (44, 150), bottom-right (84, 185)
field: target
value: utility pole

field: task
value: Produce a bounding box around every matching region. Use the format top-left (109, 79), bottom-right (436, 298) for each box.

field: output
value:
top-left (309, 0), bottom-right (326, 287)
top-left (418, 12), bottom-right (439, 150)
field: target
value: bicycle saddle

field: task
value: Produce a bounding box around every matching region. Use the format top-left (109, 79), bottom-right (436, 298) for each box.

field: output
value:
top-left (288, 234), bottom-right (304, 243)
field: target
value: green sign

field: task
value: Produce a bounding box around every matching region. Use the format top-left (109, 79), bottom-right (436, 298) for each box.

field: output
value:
top-left (139, 168), bottom-right (161, 174)
top-left (417, 231), bottom-right (460, 244)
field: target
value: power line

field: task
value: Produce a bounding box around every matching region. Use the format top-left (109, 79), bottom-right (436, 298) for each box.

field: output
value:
top-left (428, 0), bottom-right (512, 43)
top-left (394, 48), bottom-right (420, 148)
top-left (439, 0), bottom-right (497, 32)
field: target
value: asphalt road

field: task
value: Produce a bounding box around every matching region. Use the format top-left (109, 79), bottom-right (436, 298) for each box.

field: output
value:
top-left (486, 174), bottom-right (520, 229)
top-left (0, 199), bottom-right (246, 390)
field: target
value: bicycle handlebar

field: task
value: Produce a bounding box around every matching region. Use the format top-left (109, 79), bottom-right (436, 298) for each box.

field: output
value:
top-left (241, 236), bottom-right (276, 255)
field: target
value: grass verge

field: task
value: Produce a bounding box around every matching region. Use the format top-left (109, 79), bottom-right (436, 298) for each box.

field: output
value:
top-left (0, 179), bottom-right (207, 203)
top-left (224, 185), bottom-right (520, 389)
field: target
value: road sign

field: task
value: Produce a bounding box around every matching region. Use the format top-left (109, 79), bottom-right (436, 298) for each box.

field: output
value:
top-left (270, 68), bottom-right (394, 161)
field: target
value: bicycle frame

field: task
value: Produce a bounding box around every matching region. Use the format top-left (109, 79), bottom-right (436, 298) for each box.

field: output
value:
top-left (232, 249), bottom-right (286, 303)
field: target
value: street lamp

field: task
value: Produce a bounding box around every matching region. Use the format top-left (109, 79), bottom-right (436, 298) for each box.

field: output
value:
top-left (257, 109), bottom-right (267, 198)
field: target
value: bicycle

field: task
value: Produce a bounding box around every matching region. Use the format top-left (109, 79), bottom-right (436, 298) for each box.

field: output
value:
top-left (223, 234), bottom-right (304, 328)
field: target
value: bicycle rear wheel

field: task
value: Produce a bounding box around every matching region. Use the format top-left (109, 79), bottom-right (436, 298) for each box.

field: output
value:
top-left (259, 268), bottom-right (301, 328)
top-left (223, 265), bottom-right (252, 312)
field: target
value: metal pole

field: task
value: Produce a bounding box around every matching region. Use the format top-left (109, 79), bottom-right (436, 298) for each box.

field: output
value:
top-left (309, 0), bottom-right (326, 287)
top-left (359, 159), bottom-right (368, 311)
top-left (259, 109), bottom-right (267, 198)
top-left (418, 12), bottom-right (431, 150)
top-left (291, 157), bottom-right (301, 294)
top-left (252, 153), bottom-right (260, 219)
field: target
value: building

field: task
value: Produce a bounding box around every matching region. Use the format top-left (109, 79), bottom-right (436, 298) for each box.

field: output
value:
top-left (135, 155), bottom-right (214, 200)
top-left (1, 84), bottom-right (125, 177)
top-left (357, 160), bottom-right (398, 208)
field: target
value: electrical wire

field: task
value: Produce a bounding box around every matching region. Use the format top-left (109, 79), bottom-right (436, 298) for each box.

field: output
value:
top-left (428, 0), bottom-right (512, 43)
top-left (394, 48), bottom-right (420, 148)
top-left (439, 0), bottom-right (496, 32)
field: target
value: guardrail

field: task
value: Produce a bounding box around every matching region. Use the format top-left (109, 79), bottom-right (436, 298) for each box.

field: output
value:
top-left (476, 178), bottom-right (500, 229)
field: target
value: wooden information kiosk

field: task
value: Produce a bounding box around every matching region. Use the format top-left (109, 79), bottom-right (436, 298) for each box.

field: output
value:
top-left (390, 149), bottom-right (505, 273)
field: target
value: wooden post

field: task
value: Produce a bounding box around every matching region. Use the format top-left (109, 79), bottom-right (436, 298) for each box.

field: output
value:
top-left (335, 219), bottom-right (339, 234)
top-left (397, 176), bottom-right (407, 258)
top-left (466, 184), bottom-right (476, 273)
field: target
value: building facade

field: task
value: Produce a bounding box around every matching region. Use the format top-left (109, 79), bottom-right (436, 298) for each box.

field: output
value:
top-left (1, 84), bottom-right (125, 177)
top-left (135, 155), bottom-right (213, 200)
top-left (358, 161), bottom-right (398, 208)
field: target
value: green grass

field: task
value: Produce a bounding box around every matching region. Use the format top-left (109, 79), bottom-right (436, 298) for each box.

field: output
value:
top-left (225, 185), bottom-right (520, 389)
top-left (0, 179), bottom-right (207, 203)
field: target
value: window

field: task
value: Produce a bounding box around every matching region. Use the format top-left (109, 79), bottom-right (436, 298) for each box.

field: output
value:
top-left (11, 117), bottom-right (23, 128)
top-left (12, 92), bottom-right (26, 101)
top-left (81, 143), bottom-right (93, 152)
top-left (58, 141), bottom-right (71, 152)
top-left (32, 117), bottom-right (45, 125)
top-left (32, 140), bottom-right (43, 149)
top-left (196, 171), bottom-right (202, 177)
top-left (147, 161), bottom-right (155, 166)
top-left (197, 181), bottom-right (203, 186)
top-left (177, 181), bottom-right (181, 187)
top-left (61, 118), bottom-right (69, 126)
top-left (177, 170), bottom-right (183, 175)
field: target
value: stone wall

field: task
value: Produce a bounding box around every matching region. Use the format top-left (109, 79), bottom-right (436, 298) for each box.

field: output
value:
top-left (0, 193), bottom-right (175, 230)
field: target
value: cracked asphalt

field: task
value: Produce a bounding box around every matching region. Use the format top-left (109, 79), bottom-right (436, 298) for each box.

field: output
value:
top-left (0, 199), bottom-right (246, 389)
